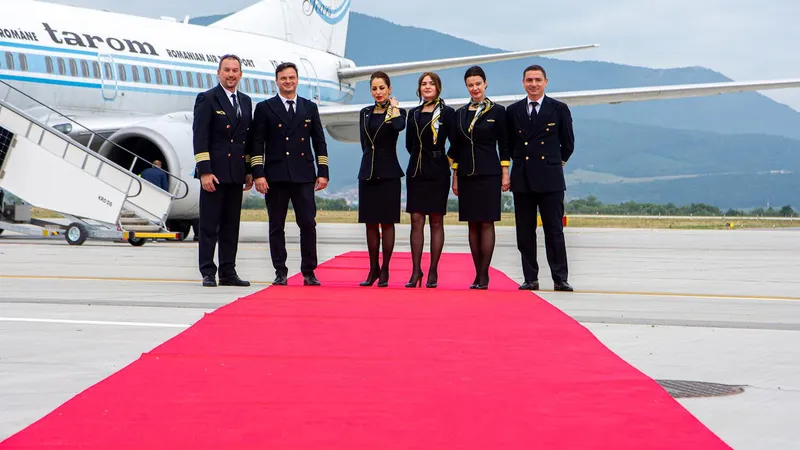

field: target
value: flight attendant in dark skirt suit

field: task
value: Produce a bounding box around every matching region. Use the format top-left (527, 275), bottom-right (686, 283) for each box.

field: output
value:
top-left (405, 72), bottom-right (456, 288)
top-left (358, 71), bottom-right (406, 287)
top-left (449, 66), bottom-right (510, 289)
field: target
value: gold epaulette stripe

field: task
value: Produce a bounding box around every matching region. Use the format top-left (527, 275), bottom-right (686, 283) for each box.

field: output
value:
top-left (250, 156), bottom-right (264, 166)
top-left (317, 156), bottom-right (329, 165)
top-left (194, 152), bottom-right (210, 163)
top-left (245, 155), bottom-right (252, 163)
top-left (500, 160), bottom-right (511, 167)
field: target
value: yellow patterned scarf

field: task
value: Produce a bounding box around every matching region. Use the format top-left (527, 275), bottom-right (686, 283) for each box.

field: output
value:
top-left (468, 98), bottom-right (494, 133)
top-left (424, 98), bottom-right (445, 144)
top-left (375, 100), bottom-right (394, 123)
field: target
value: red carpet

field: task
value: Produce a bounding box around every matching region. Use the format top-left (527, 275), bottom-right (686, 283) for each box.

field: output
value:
top-left (2, 251), bottom-right (730, 449)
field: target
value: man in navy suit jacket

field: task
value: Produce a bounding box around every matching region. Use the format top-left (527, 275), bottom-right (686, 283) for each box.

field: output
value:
top-left (250, 62), bottom-right (329, 287)
top-left (506, 64), bottom-right (574, 292)
top-left (192, 54), bottom-right (253, 288)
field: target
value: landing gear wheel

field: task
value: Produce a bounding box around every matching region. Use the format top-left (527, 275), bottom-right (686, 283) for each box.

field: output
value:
top-left (65, 222), bottom-right (88, 246)
top-left (0, 228), bottom-right (4, 236)
top-left (128, 237), bottom-right (146, 247)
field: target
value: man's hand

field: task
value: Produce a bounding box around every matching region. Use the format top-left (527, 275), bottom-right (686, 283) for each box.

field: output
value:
top-left (254, 177), bottom-right (269, 194)
top-left (315, 177), bottom-right (328, 191)
top-left (201, 173), bottom-right (219, 193)
top-left (243, 174), bottom-right (253, 191)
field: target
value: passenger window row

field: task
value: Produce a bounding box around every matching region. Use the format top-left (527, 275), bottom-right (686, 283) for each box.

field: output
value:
top-left (1, 51), bottom-right (279, 95)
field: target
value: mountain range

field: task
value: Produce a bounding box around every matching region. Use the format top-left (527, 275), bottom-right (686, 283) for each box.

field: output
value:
top-left (191, 12), bottom-right (800, 209)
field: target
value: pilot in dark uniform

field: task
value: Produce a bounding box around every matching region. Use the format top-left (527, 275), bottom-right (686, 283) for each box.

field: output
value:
top-left (192, 54), bottom-right (253, 288)
top-left (357, 71), bottom-right (406, 288)
top-left (506, 64), bottom-right (574, 292)
top-left (251, 62), bottom-right (329, 287)
top-left (449, 65), bottom-right (510, 290)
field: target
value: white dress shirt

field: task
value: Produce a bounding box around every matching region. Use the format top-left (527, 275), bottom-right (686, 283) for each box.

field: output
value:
top-left (278, 93), bottom-right (298, 112)
top-left (527, 94), bottom-right (545, 116)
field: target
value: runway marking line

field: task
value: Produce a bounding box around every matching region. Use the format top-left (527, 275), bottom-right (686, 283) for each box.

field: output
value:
top-left (0, 275), bottom-right (272, 285)
top-left (0, 317), bottom-right (191, 328)
top-left (544, 290), bottom-right (800, 302)
top-left (1, 275), bottom-right (798, 302)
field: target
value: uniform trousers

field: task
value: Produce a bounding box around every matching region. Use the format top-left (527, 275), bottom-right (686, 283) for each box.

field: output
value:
top-left (513, 190), bottom-right (568, 283)
top-left (199, 183), bottom-right (243, 278)
top-left (265, 181), bottom-right (318, 276)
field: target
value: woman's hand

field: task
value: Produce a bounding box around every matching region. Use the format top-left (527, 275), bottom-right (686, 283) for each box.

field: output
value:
top-left (452, 176), bottom-right (459, 196)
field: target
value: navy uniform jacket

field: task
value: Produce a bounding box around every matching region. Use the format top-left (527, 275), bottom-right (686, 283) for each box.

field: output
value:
top-left (358, 106), bottom-right (406, 181)
top-left (506, 96), bottom-right (574, 193)
top-left (448, 103), bottom-right (510, 176)
top-left (249, 95), bottom-right (329, 183)
top-left (405, 104), bottom-right (456, 179)
top-left (192, 84), bottom-right (253, 185)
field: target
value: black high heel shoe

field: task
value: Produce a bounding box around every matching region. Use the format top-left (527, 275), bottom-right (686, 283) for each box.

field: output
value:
top-left (426, 271), bottom-right (438, 288)
top-left (469, 275), bottom-right (479, 289)
top-left (359, 270), bottom-right (380, 287)
top-left (405, 270), bottom-right (423, 288)
top-left (473, 273), bottom-right (489, 290)
top-left (377, 269), bottom-right (389, 288)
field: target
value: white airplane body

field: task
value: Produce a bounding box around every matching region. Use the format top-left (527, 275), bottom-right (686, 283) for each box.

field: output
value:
top-left (1, 0), bottom-right (799, 235)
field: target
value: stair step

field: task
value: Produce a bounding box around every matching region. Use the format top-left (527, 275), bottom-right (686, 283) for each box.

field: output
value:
top-left (122, 225), bottom-right (163, 232)
top-left (120, 210), bottom-right (136, 218)
top-left (120, 217), bottom-right (152, 226)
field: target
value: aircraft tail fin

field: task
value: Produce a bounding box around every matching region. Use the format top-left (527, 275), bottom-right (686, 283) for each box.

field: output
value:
top-left (209, 0), bottom-right (351, 57)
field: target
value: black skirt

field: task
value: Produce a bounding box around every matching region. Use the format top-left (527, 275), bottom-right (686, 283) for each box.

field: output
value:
top-left (358, 178), bottom-right (401, 224)
top-left (457, 174), bottom-right (501, 222)
top-left (406, 176), bottom-right (450, 215)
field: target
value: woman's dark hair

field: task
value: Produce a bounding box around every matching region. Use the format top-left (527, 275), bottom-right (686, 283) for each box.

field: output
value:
top-left (370, 71), bottom-right (391, 87)
top-left (464, 65), bottom-right (486, 82)
top-left (416, 72), bottom-right (442, 100)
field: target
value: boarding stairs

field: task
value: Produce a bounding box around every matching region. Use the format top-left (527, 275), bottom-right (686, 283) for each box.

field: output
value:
top-left (0, 81), bottom-right (188, 246)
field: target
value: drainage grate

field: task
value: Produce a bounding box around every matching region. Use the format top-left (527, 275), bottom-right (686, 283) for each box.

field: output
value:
top-left (656, 380), bottom-right (746, 399)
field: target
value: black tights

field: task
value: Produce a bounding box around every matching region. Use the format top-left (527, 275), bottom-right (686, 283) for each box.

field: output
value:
top-left (468, 221), bottom-right (495, 286)
top-left (364, 223), bottom-right (395, 283)
top-left (409, 213), bottom-right (444, 285)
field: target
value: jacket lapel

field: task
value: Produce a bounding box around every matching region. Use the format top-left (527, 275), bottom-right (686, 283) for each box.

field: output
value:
top-left (290, 97), bottom-right (305, 130)
top-left (532, 96), bottom-right (555, 133)
top-left (267, 95), bottom-right (291, 127)
top-left (214, 85), bottom-right (236, 126)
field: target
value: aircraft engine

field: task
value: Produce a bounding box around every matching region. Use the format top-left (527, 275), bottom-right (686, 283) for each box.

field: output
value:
top-left (97, 112), bottom-right (202, 236)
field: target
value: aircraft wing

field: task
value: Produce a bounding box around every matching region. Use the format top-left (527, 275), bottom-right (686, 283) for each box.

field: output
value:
top-left (319, 78), bottom-right (800, 143)
top-left (337, 45), bottom-right (598, 83)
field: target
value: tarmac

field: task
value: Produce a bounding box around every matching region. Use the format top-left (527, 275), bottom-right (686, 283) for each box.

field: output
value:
top-left (1, 222), bottom-right (799, 449)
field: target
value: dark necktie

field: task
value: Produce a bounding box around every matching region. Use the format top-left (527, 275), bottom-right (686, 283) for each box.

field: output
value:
top-left (287, 100), bottom-right (295, 121)
top-left (231, 94), bottom-right (241, 119)
top-left (529, 101), bottom-right (538, 122)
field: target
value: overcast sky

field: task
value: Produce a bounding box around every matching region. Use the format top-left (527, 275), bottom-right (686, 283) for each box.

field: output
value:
top-left (45, 0), bottom-right (800, 110)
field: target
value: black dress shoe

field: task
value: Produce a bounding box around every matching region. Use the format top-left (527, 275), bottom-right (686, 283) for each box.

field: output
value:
top-left (219, 275), bottom-right (250, 287)
top-left (273, 274), bottom-right (288, 286)
top-left (202, 275), bottom-right (217, 287)
top-left (554, 281), bottom-right (574, 292)
top-left (518, 280), bottom-right (539, 291)
top-left (303, 273), bottom-right (321, 286)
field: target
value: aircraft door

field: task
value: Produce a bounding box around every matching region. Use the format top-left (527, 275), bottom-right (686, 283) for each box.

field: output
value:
top-left (98, 54), bottom-right (118, 101)
top-left (299, 57), bottom-right (320, 103)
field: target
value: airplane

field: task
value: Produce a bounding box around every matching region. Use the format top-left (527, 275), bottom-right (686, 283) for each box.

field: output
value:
top-left (1, 0), bottom-right (799, 238)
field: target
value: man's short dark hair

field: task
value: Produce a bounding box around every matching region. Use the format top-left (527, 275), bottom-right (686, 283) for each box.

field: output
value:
top-left (523, 64), bottom-right (547, 79)
top-left (276, 62), bottom-right (298, 77)
top-left (218, 54), bottom-right (242, 71)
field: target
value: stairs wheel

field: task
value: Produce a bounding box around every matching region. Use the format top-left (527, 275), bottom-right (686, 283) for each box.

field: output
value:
top-left (65, 223), bottom-right (88, 246)
top-left (129, 236), bottom-right (146, 247)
